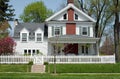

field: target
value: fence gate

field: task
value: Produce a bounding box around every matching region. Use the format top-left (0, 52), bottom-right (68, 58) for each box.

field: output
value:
top-left (34, 56), bottom-right (43, 64)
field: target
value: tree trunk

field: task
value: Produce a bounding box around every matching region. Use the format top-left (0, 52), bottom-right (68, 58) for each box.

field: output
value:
top-left (114, 0), bottom-right (120, 62)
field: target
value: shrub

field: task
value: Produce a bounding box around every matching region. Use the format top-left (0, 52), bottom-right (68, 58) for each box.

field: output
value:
top-left (28, 61), bottom-right (33, 65)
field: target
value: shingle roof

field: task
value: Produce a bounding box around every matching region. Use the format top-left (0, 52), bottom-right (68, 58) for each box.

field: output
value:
top-left (49, 35), bottom-right (99, 43)
top-left (14, 23), bottom-right (45, 38)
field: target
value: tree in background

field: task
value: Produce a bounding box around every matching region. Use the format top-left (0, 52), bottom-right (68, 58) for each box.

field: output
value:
top-left (20, 1), bottom-right (53, 23)
top-left (112, 0), bottom-right (120, 62)
top-left (0, 37), bottom-right (16, 55)
top-left (100, 36), bottom-right (114, 55)
top-left (0, 0), bottom-right (15, 38)
top-left (0, 0), bottom-right (15, 21)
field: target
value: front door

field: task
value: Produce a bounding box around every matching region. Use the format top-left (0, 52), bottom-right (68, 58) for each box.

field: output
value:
top-left (64, 44), bottom-right (78, 55)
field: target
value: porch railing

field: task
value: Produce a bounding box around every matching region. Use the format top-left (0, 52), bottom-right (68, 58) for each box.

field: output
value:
top-left (0, 55), bottom-right (115, 64)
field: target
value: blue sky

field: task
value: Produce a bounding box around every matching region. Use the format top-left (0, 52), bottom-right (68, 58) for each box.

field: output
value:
top-left (9, 0), bottom-right (66, 19)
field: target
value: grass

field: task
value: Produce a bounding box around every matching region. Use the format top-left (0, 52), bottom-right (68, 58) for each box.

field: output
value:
top-left (46, 64), bottom-right (120, 73)
top-left (0, 64), bottom-right (31, 72)
top-left (0, 73), bottom-right (120, 79)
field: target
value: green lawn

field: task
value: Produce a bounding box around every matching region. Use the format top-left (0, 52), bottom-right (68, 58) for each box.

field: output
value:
top-left (0, 64), bottom-right (31, 72)
top-left (0, 73), bottom-right (120, 79)
top-left (46, 64), bottom-right (120, 73)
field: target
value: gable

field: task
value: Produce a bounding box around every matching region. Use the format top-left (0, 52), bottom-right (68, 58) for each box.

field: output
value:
top-left (46, 4), bottom-right (96, 22)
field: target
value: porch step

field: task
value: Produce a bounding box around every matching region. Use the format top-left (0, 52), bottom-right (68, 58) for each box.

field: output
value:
top-left (31, 65), bottom-right (45, 73)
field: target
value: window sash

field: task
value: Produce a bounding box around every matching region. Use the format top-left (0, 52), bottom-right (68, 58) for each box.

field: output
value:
top-left (22, 33), bottom-right (27, 42)
top-left (52, 26), bottom-right (62, 36)
top-left (36, 33), bottom-right (42, 42)
top-left (82, 27), bottom-right (88, 36)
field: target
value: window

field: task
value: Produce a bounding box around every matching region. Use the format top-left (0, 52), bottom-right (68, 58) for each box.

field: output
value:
top-left (36, 33), bottom-right (42, 42)
top-left (55, 27), bottom-right (61, 35)
top-left (28, 50), bottom-right (31, 55)
top-left (24, 50), bottom-right (27, 55)
top-left (75, 14), bottom-right (78, 20)
top-left (82, 46), bottom-right (84, 54)
top-left (82, 27), bottom-right (88, 36)
top-left (63, 14), bottom-right (67, 20)
top-left (22, 33), bottom-right (27, 42)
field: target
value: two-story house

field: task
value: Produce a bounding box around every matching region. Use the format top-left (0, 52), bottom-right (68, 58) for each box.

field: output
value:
top-left (14, 21), bottom-right (48, 56)
top-left (14, 0), bottom-right (99, 56)
top-left (46, 0), bottom-right (99, 56)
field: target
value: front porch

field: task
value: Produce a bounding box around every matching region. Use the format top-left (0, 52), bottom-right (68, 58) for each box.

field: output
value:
top-left (48, 35), bottom-right (99, 56)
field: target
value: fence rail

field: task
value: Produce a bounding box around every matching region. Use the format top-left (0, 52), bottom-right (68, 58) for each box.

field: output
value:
top-left (0, 55), bottom-right (115, 64)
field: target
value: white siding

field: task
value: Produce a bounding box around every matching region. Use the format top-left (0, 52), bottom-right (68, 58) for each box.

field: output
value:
top-left (76, 23), bottom-right (94, 37)
top-left (15, 38), bottom-right (48, 56)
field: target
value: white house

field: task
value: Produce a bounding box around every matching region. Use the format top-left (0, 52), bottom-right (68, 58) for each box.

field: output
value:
top-left (46, 0), bottom-right (99, 56)
top-left (13, 0), bottom-right (99, 56)
top-left (14, 22), bottom-right (48, 56)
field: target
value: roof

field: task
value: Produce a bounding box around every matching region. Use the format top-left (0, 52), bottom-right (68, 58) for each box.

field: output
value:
top-left (14, 23), bottom-right (45, 37)
top-left (49, 35), bottom-right (99, 43)
top-left (45, 4), bottom-right (96, 22)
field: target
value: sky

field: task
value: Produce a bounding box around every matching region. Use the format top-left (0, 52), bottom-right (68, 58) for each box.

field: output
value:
top-left (9, 0), bottom-right (66, 19)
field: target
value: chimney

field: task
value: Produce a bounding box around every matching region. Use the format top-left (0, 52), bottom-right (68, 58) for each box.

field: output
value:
top-left (67, 0), bottom-right (74, 4)
top-left (14, 19), bottom-right (19, 26)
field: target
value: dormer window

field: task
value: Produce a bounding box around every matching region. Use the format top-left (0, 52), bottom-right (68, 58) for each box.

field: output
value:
top-left (36, 33), bottom-right (42, 42)
top-left (22, 33), bottom-right (27, 42)
top-left (63, 14), bottom-right (67, 20)
top-left (75, 14), bottom-right (78, 20)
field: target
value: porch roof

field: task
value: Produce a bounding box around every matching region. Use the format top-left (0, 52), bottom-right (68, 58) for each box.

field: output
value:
top-left (48, 35), bottom-right (99, 43)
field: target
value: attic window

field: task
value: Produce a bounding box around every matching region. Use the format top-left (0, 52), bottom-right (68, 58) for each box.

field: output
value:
top-left (75, 14), bottom-right (78, 20)
top-left (63, 14), bottom-right (67, 20)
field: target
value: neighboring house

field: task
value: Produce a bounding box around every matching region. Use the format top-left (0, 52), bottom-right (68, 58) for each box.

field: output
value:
top-left (13, 21), bottom-right (48, 56)
top-left (14, 0), bottom-right (99, 56)
top-left (46, 0), bottom-right (99, 56)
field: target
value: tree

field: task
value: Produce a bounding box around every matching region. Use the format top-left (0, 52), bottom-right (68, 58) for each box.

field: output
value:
top-left (112, 0), bottom-right (120, 62)
top-left (20, 1), bottom-right (53, 23)
top-left (0, 20), bottom-right (10, 38)
top-left (0, 0), bottom-right (15, 21)
top-left (100, 36), bottom-right (114, 55)
top-left (0, 37), bottom-right (16, 55)
top-left (0, 0), bottom-right (15, 38)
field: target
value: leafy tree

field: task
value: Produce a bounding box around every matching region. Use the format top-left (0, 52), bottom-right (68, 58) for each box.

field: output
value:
top-left (0, 0), bottom-right (15, 38)
top-left (0, 37), bottom-right (16, 55)
top-left (0, 20), bottom-right (10, 38)
top-left (0, 0), bottom-right (15, 21)
top-left (20, 1), bottom-right (53, 23)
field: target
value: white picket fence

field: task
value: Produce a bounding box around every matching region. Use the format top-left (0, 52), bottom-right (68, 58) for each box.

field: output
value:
top-left (0, 55), bottom-right (116, 64)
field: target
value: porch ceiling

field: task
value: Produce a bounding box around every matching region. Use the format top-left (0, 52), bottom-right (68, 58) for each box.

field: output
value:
top-left (48, 35), bottom-right (99, 43)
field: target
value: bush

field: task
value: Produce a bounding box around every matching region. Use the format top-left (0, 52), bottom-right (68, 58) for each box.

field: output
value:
top-left (28, 61), bottom-right (33, 65)
top-left (44, 62), bottom-right (49, 65)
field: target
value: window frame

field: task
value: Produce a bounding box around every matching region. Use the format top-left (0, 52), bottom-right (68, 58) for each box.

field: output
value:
top-left (52, 26), bottom-right (62, 36)
top-left (21, 33), bottom-right (28, 42)
top-left (35, 33), bottom-right (43, 42)
top-left (81, 27), bottom-right (88, 36)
